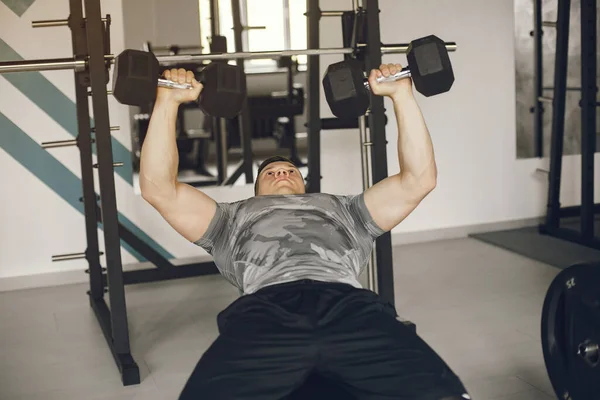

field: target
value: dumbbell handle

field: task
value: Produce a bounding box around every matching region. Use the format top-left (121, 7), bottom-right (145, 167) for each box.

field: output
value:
top-left (364, 67), bottom-right (411, 90)
top-left (157, 78), bottom-right (192, 90)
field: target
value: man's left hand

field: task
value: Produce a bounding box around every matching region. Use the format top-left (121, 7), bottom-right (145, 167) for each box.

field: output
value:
top-left (368, 63), bottom-right (413, 99)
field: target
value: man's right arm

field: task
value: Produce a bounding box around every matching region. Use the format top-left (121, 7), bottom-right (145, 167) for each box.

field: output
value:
top-left (139, 68), bottom-right (216, 243)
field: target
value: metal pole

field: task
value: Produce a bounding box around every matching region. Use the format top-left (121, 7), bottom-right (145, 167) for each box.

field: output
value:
top-left (305, 0), bottom-right (321, 193)
top-left (0, 58), bottom-right (85, 73)
top-left (41, 139), bottom-right (79, 149)
top-left (580, 0), bottom-right (596, 240)
top-left (544, 0), bottom-right (571, 231)
top-left (380, 42), bottom-right (457, 54)
top-left (231, 0), bottom-right (254, 184)
top-left (321, 10), bottom-right (345, 17)
top-left (155, 47), bottom-right (354, 63)
top-left (283, 0), bottom-right (291, 50)
top-left (364, 0), bottom-right (394, 305)
top-left (220, 118), bottom-right (229, 182)
top-left (52, 252), bottom-right (103, 262)
top-left (533, 0), bottom-right (544, 157)
top-left (0, 44), bottom-right (459, 74)
top-left (209, 0), bottom-right (220, 37)
top-left (68, 0), bottom-right (105, 313)
top-left (84, 0), bottom-right (131, 359)
top-left (359, 113), bottom-right (378, 293)
top-left (31, 17), bottom-right (108, 28)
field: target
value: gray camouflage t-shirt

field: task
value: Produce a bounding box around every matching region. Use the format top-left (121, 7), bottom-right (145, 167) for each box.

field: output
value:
top-left (194, 192), bottom-right (385, 294)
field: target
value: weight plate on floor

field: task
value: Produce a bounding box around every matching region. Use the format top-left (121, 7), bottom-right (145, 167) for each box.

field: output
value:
top-left (541, 262), bottom-right (600, 400)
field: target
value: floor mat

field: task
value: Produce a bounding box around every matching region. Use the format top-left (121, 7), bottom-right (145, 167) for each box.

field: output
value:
top-left (470, 223), bottom-right (600, 270)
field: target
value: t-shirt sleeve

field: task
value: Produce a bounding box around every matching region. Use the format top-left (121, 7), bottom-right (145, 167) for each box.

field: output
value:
top-left (343, 192), bottom-right (387, 240)
top-left (193, 202), bottom-right (233, 254)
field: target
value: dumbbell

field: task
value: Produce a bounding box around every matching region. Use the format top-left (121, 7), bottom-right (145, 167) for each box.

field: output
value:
top-left (111, 49), bottom-right (247, 119)
top-left (323, 35), bottom-right (454, 119)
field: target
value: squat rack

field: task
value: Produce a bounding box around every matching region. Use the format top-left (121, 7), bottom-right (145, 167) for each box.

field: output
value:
top-left (0, 0), bottom-right (454, 385)
top-left (534, 0), bottom-right (599, 250)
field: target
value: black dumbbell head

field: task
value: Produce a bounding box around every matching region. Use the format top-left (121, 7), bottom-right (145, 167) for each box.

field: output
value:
top-left (407, 35), bottom-right (454, 97)
top-left (323, 59), bottom-right (370, 119)
top-left (112, 49), bottom-right (159, 106)
top-left (198, 63), bottom-right (247, 119)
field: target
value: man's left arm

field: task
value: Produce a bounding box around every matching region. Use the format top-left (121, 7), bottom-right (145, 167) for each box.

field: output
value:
top-left (363, 63), bottom-right (437, 232)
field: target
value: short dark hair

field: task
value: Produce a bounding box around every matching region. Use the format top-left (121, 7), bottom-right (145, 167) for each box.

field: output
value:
top-left (254, 155), bottom-right (297, 195)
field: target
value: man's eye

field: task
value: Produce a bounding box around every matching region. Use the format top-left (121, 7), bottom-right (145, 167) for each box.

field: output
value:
top-left (267, 172), bottom-right (273, 175)
top-left (289, 170), bottom-right (295, 174)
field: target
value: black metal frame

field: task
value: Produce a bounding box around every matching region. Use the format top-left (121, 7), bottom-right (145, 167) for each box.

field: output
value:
top-left (539, 0), bottom-right (599, 250)
top-left (363, 0), bottom-right (396, 307)
top-left (59, 0), bottom-right (223, 386)
top-left (305, 0), bottom-right (321, 193)
top-left (228, 0), bottom-right (255, 186)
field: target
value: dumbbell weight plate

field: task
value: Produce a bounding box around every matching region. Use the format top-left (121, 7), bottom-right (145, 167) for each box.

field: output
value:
top-left (112, 49), bottom-right (247, 119)
top-left (112, 49), bottom-right (159, 108)
top-left (407, 35), bottom-right (454, 97)
top-left (197, 62), bottom-right (247, 119)
top-left (322, 58), bottom-right (370, 119)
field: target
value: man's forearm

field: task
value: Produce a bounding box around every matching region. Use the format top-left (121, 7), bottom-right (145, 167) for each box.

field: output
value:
top-left (139, 99), bottom-right (180, 198)
top-left (391, 91), bottom-right (437, 183)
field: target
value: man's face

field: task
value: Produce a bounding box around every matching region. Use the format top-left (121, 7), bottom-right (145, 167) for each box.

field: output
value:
top-left (256, 161), bottom-right (305, 196)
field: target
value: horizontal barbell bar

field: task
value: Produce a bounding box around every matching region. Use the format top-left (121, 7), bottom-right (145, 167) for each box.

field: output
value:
top-left (0, 55), bottom-right (112, 74)
top-left (0, 42), bottom-right (457, 74)
top-left (154, 42), bottom-right (456, 64)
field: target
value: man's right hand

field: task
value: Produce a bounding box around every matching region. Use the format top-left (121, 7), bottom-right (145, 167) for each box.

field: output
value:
top-left (157, 68), bottom-right (204, 105)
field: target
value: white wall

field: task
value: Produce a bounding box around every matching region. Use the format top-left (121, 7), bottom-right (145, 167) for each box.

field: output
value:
top-left (376, 0), bottom-right (599, 234)
top-left (0, 0), bottom-right (598, 287)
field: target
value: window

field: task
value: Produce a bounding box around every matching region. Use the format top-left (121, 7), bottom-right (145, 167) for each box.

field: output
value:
top-left (199, 0), bottom-right (307, 69)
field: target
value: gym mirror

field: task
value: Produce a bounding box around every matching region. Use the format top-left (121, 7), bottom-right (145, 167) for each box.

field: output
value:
top-left (122, 0), bottom-right (310, 191)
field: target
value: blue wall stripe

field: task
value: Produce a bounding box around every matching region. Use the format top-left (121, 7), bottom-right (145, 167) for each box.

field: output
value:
top-left (0, 111), bottom-right (175, 262)
top-left (1, 0), bottom-right (36, 16)
top-left (0, 38), bottom-right (133, 185)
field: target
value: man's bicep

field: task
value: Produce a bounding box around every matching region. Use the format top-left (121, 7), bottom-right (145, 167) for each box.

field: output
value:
top-left (151, 182), bottom-right (218, 242)
top-left (363, 174), bottom-right (433, 232)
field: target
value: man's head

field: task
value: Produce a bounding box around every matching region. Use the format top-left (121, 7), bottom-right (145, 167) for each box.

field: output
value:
top-left (254, 156), bottom-right (306, 196)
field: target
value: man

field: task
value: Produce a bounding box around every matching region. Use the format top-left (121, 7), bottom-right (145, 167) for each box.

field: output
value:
top-left (140, 64), bottom-right (470, 400)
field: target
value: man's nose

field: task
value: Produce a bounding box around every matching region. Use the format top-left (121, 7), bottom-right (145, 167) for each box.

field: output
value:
top-left (276, 169), bottom-right (289, 177)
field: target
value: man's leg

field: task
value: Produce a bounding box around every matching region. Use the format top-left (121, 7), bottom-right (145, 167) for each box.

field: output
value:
top-left (318, 291), bottom-right (471, 400)
top-left (178, 294), bottom-right (317, 399)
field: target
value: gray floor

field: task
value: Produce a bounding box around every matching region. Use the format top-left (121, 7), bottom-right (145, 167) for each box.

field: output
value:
top-left (471, 217), bottom-right (600, 269)
top-left (0, 238), bottom-right (560, 400)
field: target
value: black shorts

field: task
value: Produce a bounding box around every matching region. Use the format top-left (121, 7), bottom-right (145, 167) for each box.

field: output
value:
top-left (179, 280), bottom-right (470, 400)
